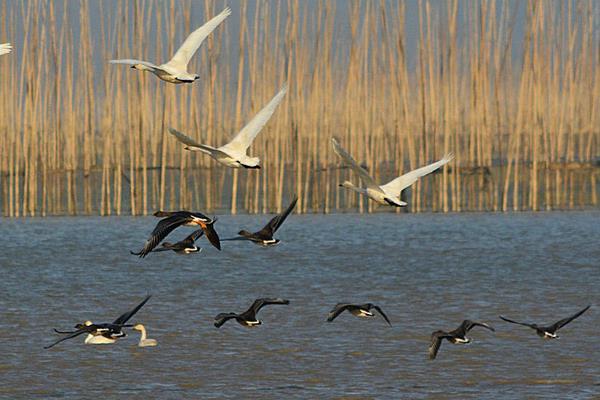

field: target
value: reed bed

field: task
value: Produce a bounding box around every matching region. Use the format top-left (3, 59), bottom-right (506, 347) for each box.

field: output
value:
top-left (0, 0), bottom-right (598, 216)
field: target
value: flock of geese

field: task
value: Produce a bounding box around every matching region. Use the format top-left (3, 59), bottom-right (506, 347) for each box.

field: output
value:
top-left (2, 9), bottom-right (591, 360)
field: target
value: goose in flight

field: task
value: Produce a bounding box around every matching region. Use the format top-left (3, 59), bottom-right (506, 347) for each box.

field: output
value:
top-left (109, 7), bottom-right (231, 84)
top-left (169, 84), bottom-right (288, 169)
top-left (133, 324), bottom-right (158, 347)
top-left (429, 320), bottom-right (495, 360)
top-left (45, 295), bottom-right (151, 349)
top-left (223, 196), bottom-right (297, 246)
top-left (332, 138), bottom-right (454, 207)
top-left (0, 43), bottom-right (12, 56)
top-left (326, 303), bottom-right (392, 326)
top-left (150, 229), bottom-right (204, 255)
top-left (500, 305), bottom-right (590, 339)
top-left (131, 211), bottom-right (220, 258)
top-left (214, 298), bottom-right (290, 328)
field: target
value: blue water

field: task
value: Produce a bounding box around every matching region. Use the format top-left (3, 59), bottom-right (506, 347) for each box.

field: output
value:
top-left (0, 212), bottom-right (599, 399)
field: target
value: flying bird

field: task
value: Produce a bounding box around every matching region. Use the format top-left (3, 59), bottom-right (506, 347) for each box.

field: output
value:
top-left (223, 196), bottom-right (297, 246)
top-left (169, 84), bottom-right (288, 169)
top-left (326, 303), bottom-right (392, 326)
top-left (131, 211), bottom-right (220, 258)
top-left (109, 7), bottom-right (231, 83)
top-left (45, 295), bottom-right (152, 349)
top-left (0, 43), bottom-right (12, 56)
top-left (214, 298), bottom-right (290, 328)
top-left (332, 138), bottom-right (454, 207)
top-left (132, 324), bottom-right (158, 347)
top-left (499, 305), bottom-right (590, 339)
top-left (150, 229), bottom-right (204, 255)
top-left (429, 320), bottom-right (495, 360)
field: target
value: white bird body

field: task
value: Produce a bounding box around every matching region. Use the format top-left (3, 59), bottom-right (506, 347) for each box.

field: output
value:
top-left (133, 324), bottom-right (158, 347)
top-left (332, 138), bottom-right (453, 206)
top-left (84, 334), bottom-right (116, 345)
top-left (0, 43), bottom-right (12, 56)
top-left (169, 84), bottom-right (288, 168)
top-left (109, 8), bottom-right (231, 84)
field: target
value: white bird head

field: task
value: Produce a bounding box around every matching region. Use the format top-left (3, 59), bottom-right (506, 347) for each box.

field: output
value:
top-left (133, 324), bottom-right (144, 331)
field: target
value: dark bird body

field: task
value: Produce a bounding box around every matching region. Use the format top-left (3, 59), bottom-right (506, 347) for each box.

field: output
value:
top-left (45, 295), bottom-right (151, 349)
top-left (214, 298), bottom-right (290, 328)
top-left (429, 320), bottom-right (495, 360)
top-left (132, 211), bottom-right (220, 257)
top-left (327, 303), bottom-right (392, 326)
top-left (224, 197), bottom-right (298, 246)
top-left (500, 305), bottom-right (590, 339)
top-left (151, 229), bottom-right (204, 254)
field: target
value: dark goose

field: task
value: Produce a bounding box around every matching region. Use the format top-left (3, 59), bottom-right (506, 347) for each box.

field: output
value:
top-left (326, 303), bottom-right (392, 326)
top-left (214, 298), bottom-right (290, 328)
top-left (429, 319), bottom-right (495, 360)
top-left (499, 305), bottom-right (590, 339)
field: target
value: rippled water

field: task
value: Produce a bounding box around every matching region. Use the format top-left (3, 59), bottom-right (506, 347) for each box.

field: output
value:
top-left (1, 212), bottom-right (599, 399)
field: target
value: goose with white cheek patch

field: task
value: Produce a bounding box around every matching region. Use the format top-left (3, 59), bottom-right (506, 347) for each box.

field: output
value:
top-left (168, 84), bottom-right (287, 169)
top-left (109, 8), bottom-right (231, 84)
top-left (214, 298), bottom-right (290, 328)
top-left (326, 303), bottom-right (392, 326)
top-left (45, 295), bottom-right (152, 349)
top-left (223, 196), bottom-right (297, 246)
top-left (429, 320), bottom-right (495, 360)
top-left (499, 305), bottom-right (590, 339)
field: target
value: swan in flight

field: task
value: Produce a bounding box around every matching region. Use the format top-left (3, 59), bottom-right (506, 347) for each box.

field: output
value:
top-left (429, 320), bottom-right (495, 360)
top-left (0, 43), bottom-right (12, 56)
top-left (133, 324), bottom-right (158, 347)
top-left (45, 295), bottom-right (152, 349)
top-left (332, 138), bottom-right (454, 207)
top-left (109, 7), bottom-right (231, 84)
top-left (500, 305), bottom-right (590, 339)
top-left (131, 211), bottom-right (221, 258)
top-left (326, 303), bottom-right (392, 326)
top-left (223, 196), bottom-right (297, 246)
top-left (214, 298), bottom-right (290, 328)
top-left (169, 84), bottom-right (288, 168)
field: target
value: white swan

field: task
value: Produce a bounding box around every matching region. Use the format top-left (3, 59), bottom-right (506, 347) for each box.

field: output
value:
top-left (0, 43), bottom-right (12, 56)
top-left (169, 84), bottom-right (288, 168)
top-left (332, 138), bottom-right (454, 206)
top-left (133, 324), bottom-right (158, 347)
top-left (109, 7), bottom-right (231, 83)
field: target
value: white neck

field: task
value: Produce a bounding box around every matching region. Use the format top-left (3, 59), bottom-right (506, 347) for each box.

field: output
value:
top-left (138, 326), bottom-right (147, 341)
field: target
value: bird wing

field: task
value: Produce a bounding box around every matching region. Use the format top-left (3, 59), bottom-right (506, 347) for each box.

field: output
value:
top-left (134, 215), bottom-right (189, 257)
top-left (44, 329), bottom-right (88, 349)
top-left (200, 219), bottom-right (221, 250)
top-left (429, 331), bottom-right (451, 360)
top-left (549, 305), bottom-right (591, 332)
top-left (326, 303), bottom-right (352, 322)
top-left (168, 128), bottom-right (229, 157)
top-left (256, 196), bottom-right (298, 237)
top-left (220, 84), bottom-right (288, 155)
top-left (499, 315), bottom-right (536, 329)
top-left (182, 229), bottom-right (204, 245)
top-left (0, 43), bottom-right (12, 56)
top-left (370, 305), bottom-right (392, 326)
top-left (250, 298), bottom-right (290, 315)
top-left (214, 313), bottom-right (237, 328)
top-left (331, 138), bottom-right (382, 192)
top-left (463, 320), bottom-right (495, 333)
top-left (108, 59), bottom-right (161, 71)
top-left (112, 295), bottom-right (151, 325)
top-left (380, 153), bottom-right (454, 197)
top-left (165, 7), bottom-right (232, 69)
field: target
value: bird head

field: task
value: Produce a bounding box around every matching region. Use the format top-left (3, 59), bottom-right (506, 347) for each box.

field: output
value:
top-left (133, 324), bottom-right (144, 331)
top-left (75, 320), bottom-right (93, 329)
top-left (193, 74), bottom-right (200, 81)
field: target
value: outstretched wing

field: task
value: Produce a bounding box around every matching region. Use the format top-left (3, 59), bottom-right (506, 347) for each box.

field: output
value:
top-left (462, 320), bottom-right (495, 333)
top-left (380, 153), bottom-right (454, 197)
top-left (44, 329), bottom-right (87, 349)
top-left (166, 7), bottom-right (232, 69)
top-left (182, 229), bottom-right (204, 245)
top-left (220, 85), bottom-right (288, 155)
top-left (112, 295), bottom-right (151, 325)
top-left (429, 331), bottom-right (451, 360)
top-left (549, 305), bottom-right (591, 332)
top-left (200, 220), bottom-right (221, 251)
top-left (214, 313), bottom-right (237, 328)
top-left (168, 128), bottom-right (227, 156)
top-left (108, 59), bottom-right (161, 71)
top-left (0, 43), bottom-right (12, 56)
top-left (250, 298), bottom-right (290, 315)
top-left (499, 315), bottom-right (536, 329)
top-left (331, 138), bottom-right (382, 192)
top-left (133, 215), bottom-right (190, 258)
top-left (326, 303), bottom-right (352, 322)
top-left (257, 196), bottom-right (298, 237)
top-left (370, 305), bottom-right (392, 326)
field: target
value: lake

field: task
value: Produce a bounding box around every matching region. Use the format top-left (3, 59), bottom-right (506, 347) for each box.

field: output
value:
top-left (0, 212), bottom-right (599, 399)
